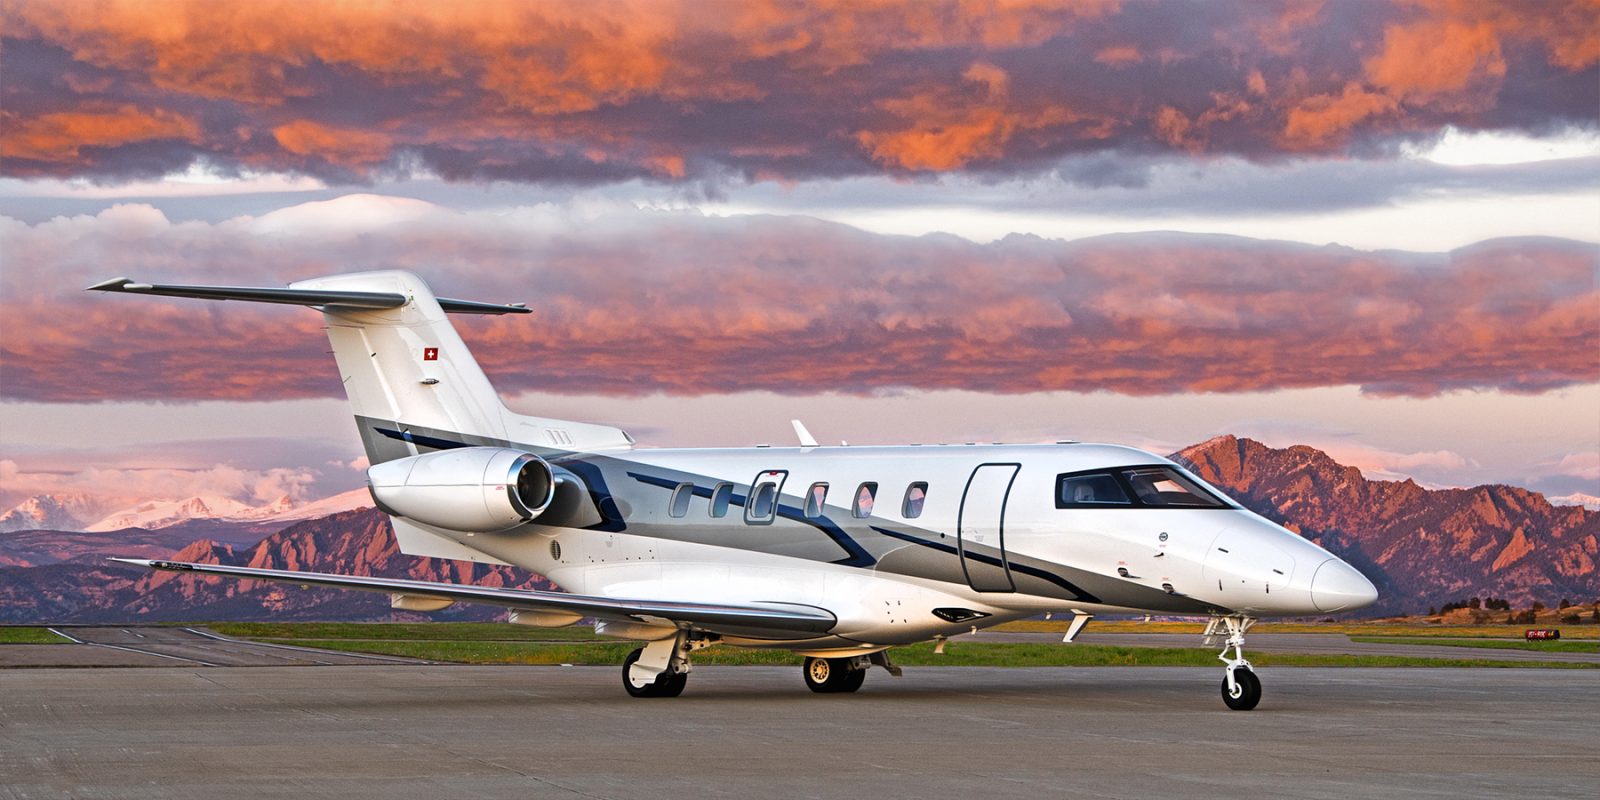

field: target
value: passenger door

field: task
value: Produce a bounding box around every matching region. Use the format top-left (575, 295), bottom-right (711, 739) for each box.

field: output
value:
top-left (958, 463), bottom-right (1020, 592)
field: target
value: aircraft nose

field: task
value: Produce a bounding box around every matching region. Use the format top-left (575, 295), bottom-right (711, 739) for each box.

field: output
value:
top-left (1310, 558), bottom-right (1378, 612)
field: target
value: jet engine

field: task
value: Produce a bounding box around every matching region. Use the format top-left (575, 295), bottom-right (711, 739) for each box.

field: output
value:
top-left (367, 446), bottom-right (554, 532)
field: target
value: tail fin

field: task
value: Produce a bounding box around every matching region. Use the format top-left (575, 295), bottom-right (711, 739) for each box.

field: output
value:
top-left (89, 271), bottom-right (633, 463)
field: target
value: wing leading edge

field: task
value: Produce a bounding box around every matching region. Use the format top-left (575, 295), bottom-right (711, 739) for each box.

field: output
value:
top-left (109, 558), bottom-right (836, 639)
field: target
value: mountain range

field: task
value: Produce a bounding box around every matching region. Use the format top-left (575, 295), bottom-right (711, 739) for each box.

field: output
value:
top-left (1175, 436), bottom-right (1599, 615)
top-left (0, 489), bottom-right (371, 534)
top-left (0, 437), bottom-right (1594, 622)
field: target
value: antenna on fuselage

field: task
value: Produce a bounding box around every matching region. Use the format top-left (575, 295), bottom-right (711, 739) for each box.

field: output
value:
top-left (791, 419), bottom-right (819, 448)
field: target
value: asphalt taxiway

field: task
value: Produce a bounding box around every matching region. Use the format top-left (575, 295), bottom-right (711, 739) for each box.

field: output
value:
top-left (0, 626), bottom-right (425, 668)
top-left (2, 663), bottom-right (1595, 800)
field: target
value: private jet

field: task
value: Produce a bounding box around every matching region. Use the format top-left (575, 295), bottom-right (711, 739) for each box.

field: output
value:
top-left (93, 270), bottom-right (1378, 709)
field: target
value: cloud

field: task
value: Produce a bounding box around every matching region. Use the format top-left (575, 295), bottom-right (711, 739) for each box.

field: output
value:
top-left (1, 196), bottom-right (1595, 403)
top-left (1555, 451), bottom-right (1600, 481)
top-left (1, 0), bottom-right (1594, 184)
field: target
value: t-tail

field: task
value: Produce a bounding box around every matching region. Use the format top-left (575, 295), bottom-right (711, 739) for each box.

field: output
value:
top-left (89, 271), bottom-right (634, 563)
top-left (88, 271), bottom-right (633, 463)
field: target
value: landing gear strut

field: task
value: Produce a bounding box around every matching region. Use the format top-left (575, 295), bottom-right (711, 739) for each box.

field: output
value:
top-left (1204, 615), bottom-right (1261, 711)
top-left (622, 631), bottom-right (709, 698)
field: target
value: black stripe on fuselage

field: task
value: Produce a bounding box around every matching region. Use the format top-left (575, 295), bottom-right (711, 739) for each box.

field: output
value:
top-left (362, 419), bottom-right (1096, 600)
top-left (375, 427), bottom-right (471, 451)
top-left (869, 526), bottom-right (1101, 604)
top-left (626, 472), bottom-right (876, 568)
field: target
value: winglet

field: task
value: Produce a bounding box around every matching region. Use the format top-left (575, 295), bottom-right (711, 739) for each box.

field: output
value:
top-left (791, 419), bottom-right (819, 448)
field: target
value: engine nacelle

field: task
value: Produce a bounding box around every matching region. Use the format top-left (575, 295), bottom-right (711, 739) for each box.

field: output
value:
top-left (367, 447), bottom-right (554, 533)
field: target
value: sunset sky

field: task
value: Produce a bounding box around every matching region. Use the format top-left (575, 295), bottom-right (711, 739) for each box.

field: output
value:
top-left (1, 0), bottom-right (1596, 516)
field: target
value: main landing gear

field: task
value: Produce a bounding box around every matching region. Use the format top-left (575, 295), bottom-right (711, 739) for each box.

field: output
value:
top-left (620, 633), bottom-right (904, 698)
top-left (802, 651), bottom-right (899, 694)
top-left (1205, 615), bottom-right (1261, 711)
top-left (803, 657), bottom-right (866, 693)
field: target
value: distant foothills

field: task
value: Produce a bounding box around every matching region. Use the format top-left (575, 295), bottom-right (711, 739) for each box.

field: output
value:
top-left (1, 436), bottom-right (1595, 624)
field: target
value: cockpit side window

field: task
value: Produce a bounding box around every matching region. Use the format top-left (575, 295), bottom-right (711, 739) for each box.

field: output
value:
top-left (1056, 465), bottom-right (1229, 509)
top-left (1121, 467), bottom-right (1227, 507)
top-left (1057, 473), bottom-right (1131, 507)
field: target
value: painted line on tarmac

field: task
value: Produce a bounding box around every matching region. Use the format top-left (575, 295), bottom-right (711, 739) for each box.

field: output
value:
top-left (84, 641), bottom-right (219, 667)
top-left (183, 627), bottom-right (431, 665)
top-left (45, 627), bottom-right (82, 644)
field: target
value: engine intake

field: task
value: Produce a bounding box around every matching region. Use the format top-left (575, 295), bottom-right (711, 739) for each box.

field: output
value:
top-left (367, 446), bottom-right (554, 532)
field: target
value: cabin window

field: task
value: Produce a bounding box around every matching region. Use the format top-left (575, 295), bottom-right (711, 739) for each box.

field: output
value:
top-left (745, 470), bottom-right (787, 525)
top-left (748, 482), bottom-right (779, 523)
top-left (709, 482), bottom-right (734, 518)
top-left (1057, 473), bottom-right (1131, 507)
top-left (902, 482), bottom-right (928, 518)
top-left (852, 482), bottom-right (878, 518)
top-left (668, 483), bottom-right (694, 518)
top-left (804, 483), bottom-right (829, 518)
top-left (1121, 467), bottom-right (1227, 508)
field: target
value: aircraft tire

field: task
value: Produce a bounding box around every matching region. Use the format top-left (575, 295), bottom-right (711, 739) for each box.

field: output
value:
top-left (803, 657), bottom-right (865, 693)
top-left (623, 647), bottom-right (687, 698)
top-left (1221, 667), bottom-right (1261, 711)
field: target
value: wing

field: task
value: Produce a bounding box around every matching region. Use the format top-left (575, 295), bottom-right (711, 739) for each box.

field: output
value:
top-left (110, 558), bottom-right (835, 639)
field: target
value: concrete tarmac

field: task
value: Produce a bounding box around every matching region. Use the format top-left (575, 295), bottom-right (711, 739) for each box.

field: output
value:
top-left (0, 627), bottom-right (426, 668)
top-left (2, 665), bottom-right (1595, 800)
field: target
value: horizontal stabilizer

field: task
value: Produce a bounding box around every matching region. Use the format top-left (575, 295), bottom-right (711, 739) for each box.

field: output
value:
top-left (87, 277), bottom-right (532, 315)
top-left (108, 558), bottom-right (836, 638)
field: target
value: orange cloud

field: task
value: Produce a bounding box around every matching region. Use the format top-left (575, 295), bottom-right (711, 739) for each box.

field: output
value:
top-left (1283, 82), bottom-right (1400, 147)
top-left (0, 105), bottom-right (199, 161)
top-left (3, 202), bottom-right (1595, 402)
top-left (0, 0), bottom-right (1594, 182)
top-left (1093, 45), bottom-right (1140, 66)
top-left (272, 121), bottom-right (393, 168)
top-left (856, 61), bottom-right (1083, 171)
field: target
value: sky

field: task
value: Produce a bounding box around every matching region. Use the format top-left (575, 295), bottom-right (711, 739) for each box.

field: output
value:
top-left (1, 0), bottom-right (1597, 517)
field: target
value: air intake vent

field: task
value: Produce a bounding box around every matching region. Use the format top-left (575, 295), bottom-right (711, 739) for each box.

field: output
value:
top-left (932, 608), bottom-right (991, 623)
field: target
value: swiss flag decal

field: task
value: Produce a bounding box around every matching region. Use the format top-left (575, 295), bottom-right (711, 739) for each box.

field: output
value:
top-left (423, 347), bottom-right (439, 361)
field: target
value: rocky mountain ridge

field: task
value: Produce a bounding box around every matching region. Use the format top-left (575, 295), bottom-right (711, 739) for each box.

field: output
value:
top-left (0, 508), bottom-right (546, 623)
top-left (1174, 436), bottom-right (1599, 614)
top-left (2, 438), bottom-right (1594, 621)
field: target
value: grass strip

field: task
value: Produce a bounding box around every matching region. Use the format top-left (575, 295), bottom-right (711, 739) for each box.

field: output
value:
top-left (0, 627), bottom-right (72, 644)
top-left (262, 638), bottom-right (1599, 669)
top-left (993, 620), bottom-right (1600, 639)
top-left (209, 622), bottom-right (606, 642)
top-left (1349, 636), bottom-right (1600, 653)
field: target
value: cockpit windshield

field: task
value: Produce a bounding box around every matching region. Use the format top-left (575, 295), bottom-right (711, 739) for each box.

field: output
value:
top-left (1057, 465), bottom-right (1229, 509)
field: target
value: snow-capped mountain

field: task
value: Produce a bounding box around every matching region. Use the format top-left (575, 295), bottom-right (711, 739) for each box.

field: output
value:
top-left (1550, 492), bottom-right (1600, 511)
top-left (83, 489), bottom-right (371, 532)
top-left (85, 496), bottom-right (256, 531)
top-left (0, 494), bottom-right (97, 533)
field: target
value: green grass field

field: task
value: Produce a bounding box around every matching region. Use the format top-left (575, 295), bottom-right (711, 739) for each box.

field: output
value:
top-left (209, 621), bottom-right (606, 642)
top-left (228, 625), bottom-right (1598, 669)
top-left (0, 627), bottom-right (71, 644)
top-left (993, 620), bottom-right (1600, 638)
top-left (1349, 636), bottom-right (1600, 653)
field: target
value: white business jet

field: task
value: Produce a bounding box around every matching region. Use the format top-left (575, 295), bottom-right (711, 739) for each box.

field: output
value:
top-left (94, 271), bottom-right (1377, 710)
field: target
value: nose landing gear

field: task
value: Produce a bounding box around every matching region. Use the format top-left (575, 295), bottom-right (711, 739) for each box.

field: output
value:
top-left (1205, 615), bottom-right (1261, 711)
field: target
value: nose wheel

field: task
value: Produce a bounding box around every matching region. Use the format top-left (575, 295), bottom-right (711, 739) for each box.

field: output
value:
top-left (623, 646), bottom-right (688, 697)
top-left (1221, 665), bottom-right (1261, 710)
top-left (1205, 615), bottom-right (1261, 711)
